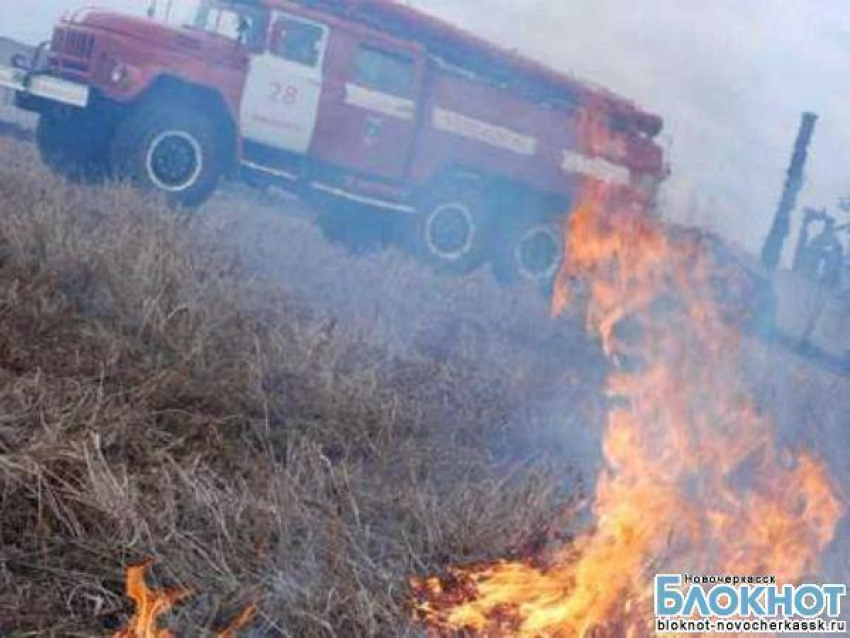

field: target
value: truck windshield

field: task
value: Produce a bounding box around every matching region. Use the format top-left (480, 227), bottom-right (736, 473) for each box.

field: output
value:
top-left (191, 1), bottom-right (268, 48)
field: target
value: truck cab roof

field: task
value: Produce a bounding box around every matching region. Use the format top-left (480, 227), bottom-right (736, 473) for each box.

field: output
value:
top-left (255, 0), bottom-right (663, 138)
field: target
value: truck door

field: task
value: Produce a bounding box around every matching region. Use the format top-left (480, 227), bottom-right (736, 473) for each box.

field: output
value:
top-left (240, 12), bottom-right (329, 154)
top-left (312, 36), bottom-right (422, 181)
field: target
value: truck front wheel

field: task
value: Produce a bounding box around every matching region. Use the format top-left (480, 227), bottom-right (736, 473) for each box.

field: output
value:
top-left (110, 104), bottom-right (227, 207)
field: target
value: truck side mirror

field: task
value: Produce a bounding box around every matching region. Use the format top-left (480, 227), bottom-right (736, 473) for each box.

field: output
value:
top-left (237, 16), bottom-right (250, 46)
top-left (236, 15), bottom-right (269, 53)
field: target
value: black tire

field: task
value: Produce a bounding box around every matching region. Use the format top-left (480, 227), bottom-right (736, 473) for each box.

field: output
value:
top-left (402, 179), bottom-right (492, 274)
top-left (110, 103), bottom-right (228, 208)
top-left (492, 217), bottom-right (565, 289)
top-left (36, 110), bottom-right (110, 182)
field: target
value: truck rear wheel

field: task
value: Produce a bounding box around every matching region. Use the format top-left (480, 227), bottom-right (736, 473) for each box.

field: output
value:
top-left (493, 218), bottom-right (565, 288)
top-left (404, 180), bottom-right (492, 274)
top-left (36, 111), bottom-right (110, 182)
top-left (110, 103), bottom-right (227, 207)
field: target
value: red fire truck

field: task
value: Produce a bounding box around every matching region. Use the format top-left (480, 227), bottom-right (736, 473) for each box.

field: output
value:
top-left (0, 0), bottom-right (665, 284)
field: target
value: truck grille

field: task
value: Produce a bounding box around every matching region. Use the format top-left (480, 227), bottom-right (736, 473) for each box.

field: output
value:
top-left (52, 28), bottom-right (95, 60)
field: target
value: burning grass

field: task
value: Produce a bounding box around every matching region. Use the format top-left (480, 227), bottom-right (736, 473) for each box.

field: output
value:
top-left (0, 138), bottom-right (574, 636)
top-left (412, 179), bottom-right (843, 636)
top-left (1, 125), bottom-right (844, 637)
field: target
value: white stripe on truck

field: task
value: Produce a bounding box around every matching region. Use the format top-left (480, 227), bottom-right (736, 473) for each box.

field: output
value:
top-left (561, 149), bottom-right (631, 185)
top-left (345, 83), bottom-right (416, 121)
top-left (433, 107), bottom-right (537, 156)
top-left (431, 106), bottom-right (632, 186)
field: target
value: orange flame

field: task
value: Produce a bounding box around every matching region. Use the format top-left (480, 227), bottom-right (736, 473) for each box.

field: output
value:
top-left (112, 562), bottom-right (193, 638)
top-left (217, 604), bottom-right (258, 638)
top-left (412, 106), bottom-right (842, 636)
top-left (112, 562), bottom-right (256, 638)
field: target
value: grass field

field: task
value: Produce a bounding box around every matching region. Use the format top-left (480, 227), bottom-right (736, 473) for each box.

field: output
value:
top-left (0, 136), bottom-right (601, 636)
top-left (0, 134), bottom-right (845, 636)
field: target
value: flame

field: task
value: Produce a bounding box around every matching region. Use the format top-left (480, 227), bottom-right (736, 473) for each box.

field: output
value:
top-left (217, 604), bottom-right (258, 638)
top-left (112, 562), bottom-right (256, 638)
top-left (112, 562), bottom-right (193, 638)
top-left (412, 105), bottom-right (842, 636)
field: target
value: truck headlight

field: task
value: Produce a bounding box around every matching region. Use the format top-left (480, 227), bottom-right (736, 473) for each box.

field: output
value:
top-left (110, 61), bottom-right (129, 84)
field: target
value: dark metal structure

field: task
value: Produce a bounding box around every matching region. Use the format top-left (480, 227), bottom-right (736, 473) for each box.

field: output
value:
top-left (761, 112), bottom-right (818, 270)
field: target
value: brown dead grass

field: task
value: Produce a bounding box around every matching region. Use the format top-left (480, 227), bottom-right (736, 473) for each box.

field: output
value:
top-left (0, 138), bottom-right (577, 636)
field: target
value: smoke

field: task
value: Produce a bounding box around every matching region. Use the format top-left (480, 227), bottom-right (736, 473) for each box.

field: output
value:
top-left (4, 1), bottom-right (850, 255)
top-left (4, 0), bottom-right (846, 466)
top-left (1, 0), bottom-right (845, 604)
top-left (412, 0), bottom-right (850, 257)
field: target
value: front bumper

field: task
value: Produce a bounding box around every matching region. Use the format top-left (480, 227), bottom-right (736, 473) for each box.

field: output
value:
top-left (0, 65), bottom-right (90, 109)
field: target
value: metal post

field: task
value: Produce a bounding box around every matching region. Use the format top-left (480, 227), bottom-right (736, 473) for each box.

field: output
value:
top-left (761, 112), bottom-right (818, 270)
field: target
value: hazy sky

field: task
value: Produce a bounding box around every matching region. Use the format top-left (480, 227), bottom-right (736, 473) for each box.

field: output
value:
top-left (3, 1), bottom-right (850, 256)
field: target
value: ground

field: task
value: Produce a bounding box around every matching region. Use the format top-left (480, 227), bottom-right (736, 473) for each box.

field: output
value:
top-left (0, 117), bottom-right (846, 636)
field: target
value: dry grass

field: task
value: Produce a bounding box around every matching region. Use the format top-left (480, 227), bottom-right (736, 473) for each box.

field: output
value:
top-left (0, 138), bottom-right (583, 636)
top-left (1, 126), bottom-right (846, 637)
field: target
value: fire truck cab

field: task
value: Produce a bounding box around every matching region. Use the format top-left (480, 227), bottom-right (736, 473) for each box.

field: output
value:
top-left (1, 0), bottom-right (666, 285)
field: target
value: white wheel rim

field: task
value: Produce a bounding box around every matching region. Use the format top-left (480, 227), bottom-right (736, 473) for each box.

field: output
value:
top-left (515, 224), bottom-right (564, 281)
top-left (145, 130), bottom-right (203, 193)
top-left (424, 202), bottom-right (476, 261)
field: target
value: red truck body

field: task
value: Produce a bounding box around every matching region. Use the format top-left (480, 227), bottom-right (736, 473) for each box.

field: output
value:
top-left (9, 0), bottom-right (666, 284)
